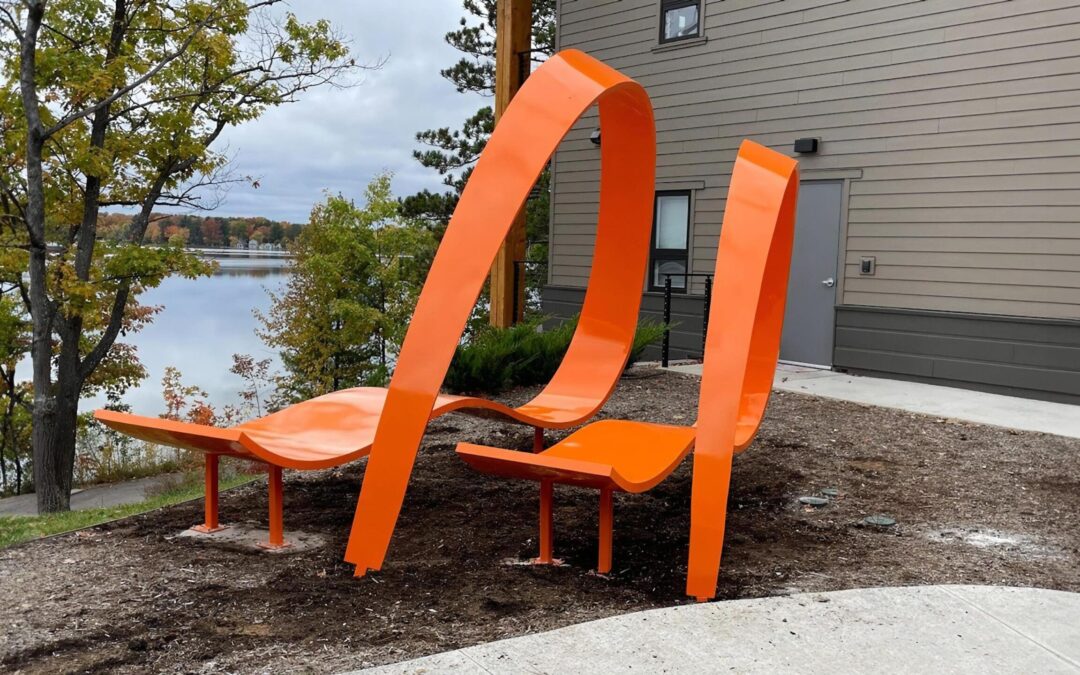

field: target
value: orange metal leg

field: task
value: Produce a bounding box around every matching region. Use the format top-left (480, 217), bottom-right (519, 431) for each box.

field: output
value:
top-left (536, 480), bottom-right (554, 564)
top-left (598, 488), bottom-right (613, 574)
top-left (192, 454), bottom-right (227, 534)
top-left (533, 427), bottom-right (544, 452)
top-left (258, 465), bottom-right (291, 550)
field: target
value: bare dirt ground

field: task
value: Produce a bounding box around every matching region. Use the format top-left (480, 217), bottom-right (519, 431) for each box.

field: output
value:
top-left (2, 369), bottom-right (1078, 674)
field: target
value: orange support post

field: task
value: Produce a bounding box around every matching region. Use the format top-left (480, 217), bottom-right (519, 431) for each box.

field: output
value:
top-left (598, 488), bottom-right (613, 574)
top-left (258, 465), bottom-right (290, 550)
top-left (191, 454), bottom-right (226, 533)
top-left (536, 480), bottom-right (554, 564)
top-left (533, 426), bottom-right (544, 452)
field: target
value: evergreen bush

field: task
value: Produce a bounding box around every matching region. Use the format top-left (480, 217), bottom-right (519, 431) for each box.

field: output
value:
top-left (444, 315), bottom-right (666, 394)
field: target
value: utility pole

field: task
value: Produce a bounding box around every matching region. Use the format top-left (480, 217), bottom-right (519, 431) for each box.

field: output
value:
top-left (489, 0), bottom-right (532, 327)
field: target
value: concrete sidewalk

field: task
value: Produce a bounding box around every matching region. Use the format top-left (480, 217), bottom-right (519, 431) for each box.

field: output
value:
top-left (354, 585), bottom-right (1080, 674)
top-left (665, 363), bottom-right (1080, 440)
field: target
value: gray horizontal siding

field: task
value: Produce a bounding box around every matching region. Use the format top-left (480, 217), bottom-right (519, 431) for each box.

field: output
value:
top-left (542, 285), bottom-right (707, 360)
top-left (834, 305), bottom-right (1080, 404)
top-left (550, 0), bottom-right (1080, 321)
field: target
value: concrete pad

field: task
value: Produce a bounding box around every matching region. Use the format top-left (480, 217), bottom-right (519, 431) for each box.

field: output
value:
top-left (663, 363), bottom-right (1080, 440)
top-left (943, 586), bottom-right (1080, 666)
top-left (177, 523), bottom-right (327, 553)
top-left (352, 586), bottom-right (1080, 674)
top-left (370, 651), bottom-right (489, 675)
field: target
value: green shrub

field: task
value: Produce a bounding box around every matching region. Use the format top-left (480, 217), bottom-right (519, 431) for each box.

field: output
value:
top-left (444, 315), bottom-right (667, 395)
top-left (628, 319), bottom-right (668, 366)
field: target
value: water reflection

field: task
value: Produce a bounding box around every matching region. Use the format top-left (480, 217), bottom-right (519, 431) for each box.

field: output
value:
top-left (93, 256), bottom-right (290, 416)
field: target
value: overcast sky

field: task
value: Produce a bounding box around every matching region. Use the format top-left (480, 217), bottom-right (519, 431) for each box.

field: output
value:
top-left (207, 1), bottom-right (487, 222)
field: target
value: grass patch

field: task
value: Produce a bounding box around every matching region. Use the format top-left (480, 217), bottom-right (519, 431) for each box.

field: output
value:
top-left (0, 471), bottom-right (258, 550)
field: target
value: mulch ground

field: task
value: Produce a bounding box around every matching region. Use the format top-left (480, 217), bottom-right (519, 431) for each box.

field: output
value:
top-left (2, 368), bottom-right (1078, 674)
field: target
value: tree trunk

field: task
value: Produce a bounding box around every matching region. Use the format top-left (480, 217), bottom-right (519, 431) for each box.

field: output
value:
top-left (32, 387), bottom-right (79, 512)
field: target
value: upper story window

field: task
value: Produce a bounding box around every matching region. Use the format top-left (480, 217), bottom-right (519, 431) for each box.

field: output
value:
top-left (649, 191), bottom-right (691, 293)
top-left (660, 0), bottom-right (701, 44)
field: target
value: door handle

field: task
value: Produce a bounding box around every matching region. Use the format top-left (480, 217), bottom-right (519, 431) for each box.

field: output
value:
top-left (821, 277), bottom-right (835, 288)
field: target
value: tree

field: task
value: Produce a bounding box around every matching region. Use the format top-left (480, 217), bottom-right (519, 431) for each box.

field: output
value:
top-left (200, 217), bottom-right (223, 246)
top-left (229, 352), bottom-right (276, 417)
top-left (2, 0), bottom-right (367, 512)
top-left (401, 0), bottom-right (555, 310)
top-left (0, 295), bottom-right (30, 495)
top-left (257, 174), bottom-right (434, 401)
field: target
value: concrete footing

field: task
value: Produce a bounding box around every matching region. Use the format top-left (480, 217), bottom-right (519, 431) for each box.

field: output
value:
top-left (177, 523), bottom-right (327, 553)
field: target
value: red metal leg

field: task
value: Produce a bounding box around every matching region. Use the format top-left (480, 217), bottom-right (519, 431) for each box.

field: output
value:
top-left (258, 465), bottom-right (291, 550)
top-left (192, 454), bottom-right (227, 533)
top-left (598, 488), bottom-right (613, 574)
top-left (533, 426), bottom-right (544, 452)
top-left (535, 480), bottom-right (554, 563)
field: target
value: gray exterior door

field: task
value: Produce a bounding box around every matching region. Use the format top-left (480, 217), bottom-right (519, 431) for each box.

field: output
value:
top-left (780, 180), bottom-right (843, 366)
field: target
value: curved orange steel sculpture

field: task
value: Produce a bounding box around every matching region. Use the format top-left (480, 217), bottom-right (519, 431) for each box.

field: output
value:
top-left (456, 140), bottom-right (799, 601)
top-left (92, 49), bottom-right (655, 558)
top-left (345, 50), bottom-right (656, 575)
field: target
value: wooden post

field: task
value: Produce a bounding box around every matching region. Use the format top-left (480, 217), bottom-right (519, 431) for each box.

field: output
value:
top-left (490, 0), bottom-right (532, 327)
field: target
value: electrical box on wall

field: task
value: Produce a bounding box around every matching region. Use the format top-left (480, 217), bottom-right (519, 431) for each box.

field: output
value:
top-left (860, 256), bottom-right (876, 275)
top-left (794, 137), bottom-right (819, 154)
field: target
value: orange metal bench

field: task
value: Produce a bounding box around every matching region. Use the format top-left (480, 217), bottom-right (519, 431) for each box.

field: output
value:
top-left (457, 140), bottom-right (800, 601)
top-left (93, 49), bottom-right (657, 555)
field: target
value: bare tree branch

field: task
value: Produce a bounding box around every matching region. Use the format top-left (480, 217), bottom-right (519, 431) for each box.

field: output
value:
top-left (0, 3), bottom-right (24, 41)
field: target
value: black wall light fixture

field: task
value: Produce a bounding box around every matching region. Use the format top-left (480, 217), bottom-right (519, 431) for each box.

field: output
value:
top-left (794, 137), bottom-right (819, 154)
top-left (590, 128), bottom-right (602, 146)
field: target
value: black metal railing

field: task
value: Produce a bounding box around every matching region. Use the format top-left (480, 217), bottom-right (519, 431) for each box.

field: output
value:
top-left (660, 273), bottom-right (714, 368)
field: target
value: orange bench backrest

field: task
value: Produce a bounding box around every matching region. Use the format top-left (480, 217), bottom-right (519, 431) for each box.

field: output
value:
top-left (688, 140), bottom-right (799, 599)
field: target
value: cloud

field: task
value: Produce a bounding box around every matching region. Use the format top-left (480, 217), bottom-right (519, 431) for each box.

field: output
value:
top-left (206, 1), bottom-right (487, 222)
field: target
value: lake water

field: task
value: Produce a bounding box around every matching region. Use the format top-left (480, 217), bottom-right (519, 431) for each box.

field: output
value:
top-left (92, 257), bottom-right (289, 416)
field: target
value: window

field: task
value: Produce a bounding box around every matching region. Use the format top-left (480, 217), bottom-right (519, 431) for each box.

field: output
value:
top-left (649, 191), bottom-right (691, 292)
top-left (660, 0), bottom-right (701, 44)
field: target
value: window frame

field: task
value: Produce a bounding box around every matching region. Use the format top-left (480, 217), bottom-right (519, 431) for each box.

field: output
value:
top-left (648, 189), bottom-right (692, 294)
top-left (658, 0), bottom-right (702, 45)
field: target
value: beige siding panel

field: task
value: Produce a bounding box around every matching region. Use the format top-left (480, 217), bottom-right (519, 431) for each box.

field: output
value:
top-left (843, 278), bottom-right (1078, 304)
top-left (856, 157), bottom-right (1080, 180)
top-left (758, 71), bottom-right (1080, 121)
top-left (849, 190), bottom-right (1080, 208)
top-left (843, 250), bottom-right (1080, 273)
top-left (588, 0), bottom-right (1052, 68)
top-left (846, 236), bottom-right (1080, 255)
top-left (843, 264), bottom-right (1080, 289)
top-left (841, 292), bottom-right (1078, 320)
top-left (587, 2), bottom-right (1073, 82)
top-left (849, 221), bottom-right (1080, 238)
top-left (852, 173), bottom-right (1080, 195)
top-left (848, 206), bottom-right (1078, 223)
top-left (551, 0), bottom-right (1080, 315)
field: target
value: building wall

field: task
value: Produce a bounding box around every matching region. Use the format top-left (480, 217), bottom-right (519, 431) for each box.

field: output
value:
top-left (549, 0), bottom-right (1080, 321)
